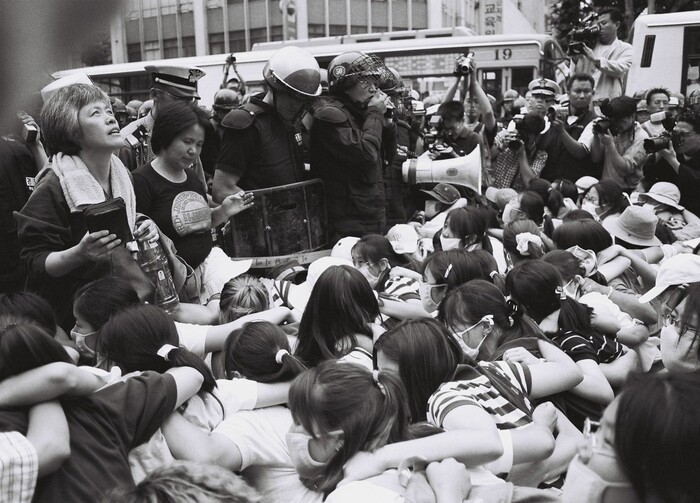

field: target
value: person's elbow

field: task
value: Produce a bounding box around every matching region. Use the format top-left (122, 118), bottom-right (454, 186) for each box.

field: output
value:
top-left (36, 435), bottom-right (71, 477)
top-left (46, 363), bottom-right (82, 395)
top-left (637, 304), bottom-right (657, 325)
top-left (484, 430), bottom-right (505, 461)
top-left (564, 364), bottom-right (585, 389)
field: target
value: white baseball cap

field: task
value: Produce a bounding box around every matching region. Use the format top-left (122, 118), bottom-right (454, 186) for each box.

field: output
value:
top-left (638, 254), bottom-right (700, 303)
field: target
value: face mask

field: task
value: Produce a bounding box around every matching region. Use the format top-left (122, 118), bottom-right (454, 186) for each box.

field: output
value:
top-left (502, 203), bottom-right (523, 225)
top-left (286, 431), bottom-right (328, 482)
top-left (560, 455), bottom-right (633, 503)
top-left (566, 245), bottom-right (598, 277)
top-left (581, 201), bottom-right (600, 220)
top-left (563, 279), bottom-right (581, 299)
top-left (440, 235), bottom-right (462, 251)
top-left (419, 282), bottom-right (443, 313)
top-left (660, 324), bottom-right (700, 373)
top-left (358, 263), bottom-right (381, 289)
top-left (642, 202), bottom-right (659, 215)
top-left (70, 328), bottom-right (97, 359)
top-left (452, 315), bottom-right (493, 360)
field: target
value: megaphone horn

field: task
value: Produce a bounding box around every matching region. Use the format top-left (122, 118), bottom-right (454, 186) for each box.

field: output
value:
top-left (402, 147), bottom-right (482, 194)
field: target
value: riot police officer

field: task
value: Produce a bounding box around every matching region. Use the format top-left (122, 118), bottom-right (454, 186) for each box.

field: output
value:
top-left (310, 51), bottom-right (396, 240)
top-left (212, 46), bottom-right (322, 202)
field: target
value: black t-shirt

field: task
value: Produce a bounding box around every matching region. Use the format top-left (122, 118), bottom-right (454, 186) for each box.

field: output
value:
top-left (133, 162), bottom-right (213, 269)
top-left (0, 372), bottom-right (177, 502)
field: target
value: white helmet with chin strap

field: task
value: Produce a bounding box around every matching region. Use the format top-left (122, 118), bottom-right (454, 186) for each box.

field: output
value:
top-left (263, 46), bottom-right (322, 101)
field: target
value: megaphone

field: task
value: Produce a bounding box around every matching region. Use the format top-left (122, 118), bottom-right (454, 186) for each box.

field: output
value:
top-left (402, 146), bottom-right (482, 194)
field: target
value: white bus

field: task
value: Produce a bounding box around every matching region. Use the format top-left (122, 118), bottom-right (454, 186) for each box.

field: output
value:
top-left (626, 10), bottom-right (700, 98)
top-left (52, 29), bottom-right (566, 108)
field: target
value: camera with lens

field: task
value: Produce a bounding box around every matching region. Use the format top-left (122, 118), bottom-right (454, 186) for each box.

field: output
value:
top-left (455, 52), bottom-right (475, 76)
top-left (422, 114), bottom-right (443, 148)
top-left (568, 13), bottom-right (600, 56)
top-left (507, 114), bottom-right (527, 150)
top-left (644, 116), bottom-right (677, 153)
top-left (547, 105), bottom-right (569, 122)
top-left (592, 118), bottom-right (611, 135)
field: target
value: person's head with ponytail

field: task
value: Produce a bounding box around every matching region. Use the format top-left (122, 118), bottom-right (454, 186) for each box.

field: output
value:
top-left (219, 274), bottom-right (269, 324)
top-left (528, 178), bottom-right (565, 220)
top-left (440, 206), bottom-right (494, 254)
top-left (287, 360), bottom-right (411, 496)
top-left (374, 318), bottom-right (461, 422)
top-left (438, 280), bottom-right (543, 360)
top-left (506, 261), bottom-right (596, 338)
top-left (224, 321), bottom-right (306, 382)
top-left (98, 304), bottom-right (216, 393)
top-left (503, 219), bottom-right (546, 267)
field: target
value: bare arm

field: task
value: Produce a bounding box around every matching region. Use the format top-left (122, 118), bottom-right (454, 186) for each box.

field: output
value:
top-left (162, 412), bottom-right (243, 470)
top-left (0, 363), bottom-right (105, 407)
top-left (212, 170), bottom-right (243, 204)
top-left (570, 359), bottom-right (614, 405)
top-left (204, 307), bottom-right (296, 352)
top-left (27, 401), bottom-right (71, 477)
top-left (165, 367), bottom-right (205, 410)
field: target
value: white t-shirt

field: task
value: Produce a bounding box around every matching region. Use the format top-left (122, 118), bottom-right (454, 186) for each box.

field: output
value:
top-left (175, 321), bottom-right (208, 358)
top-left (326, 480), bottom-right (403, 503)
top-left (213, 406), bottom-right (321, 503)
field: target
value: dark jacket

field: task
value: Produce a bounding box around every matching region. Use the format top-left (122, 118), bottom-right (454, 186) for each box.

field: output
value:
top-left (643, 149), bottom-right (700, 216)
top-left (540, 109), bottom-right (600, 181)
top-left (310, 96), bottom-right (391, 239)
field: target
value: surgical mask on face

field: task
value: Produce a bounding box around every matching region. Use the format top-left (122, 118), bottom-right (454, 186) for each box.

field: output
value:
top-left (566, 245), bottom-right (598, 277)
top-left (285, 431), bottom-right (328, 482)
top-left (563, 279), bottom-right (581, 299)
top-left (581, 201), bottom-right (600, 220)
top-left (560, 455), bottom-right (633, 503)
top-left (452, 315), bottom-right (493, 360)
top-left (660, 324), bottom-right (700, 373)
top-left (642, 203), bottom-right (659, 215)
top-left (440, 235), bottom-right (462, 251)
top-left (358, 263), bottom-right (381, 289)
top-left (70, 328), bottom-right (97, 359)
top-left (419, 282), bottom-right (443, 313)
top-left (502, 203), bottom-right (523, 225)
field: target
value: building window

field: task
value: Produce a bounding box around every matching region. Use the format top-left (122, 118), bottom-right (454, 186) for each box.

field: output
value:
top-left (209, 32), bottom-right (225, 55)
top-left (163, 37), bottom-right (179, 59)
top-left (127, 42), bottom-right (142, 62)
top-left (144, 40), bottom-right (161, 60)
top-left (182, 36), bottom-right (196, 57)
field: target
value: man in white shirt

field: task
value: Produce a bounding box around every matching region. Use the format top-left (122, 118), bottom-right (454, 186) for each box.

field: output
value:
top-left (570, 8), bottom-right (633, 102)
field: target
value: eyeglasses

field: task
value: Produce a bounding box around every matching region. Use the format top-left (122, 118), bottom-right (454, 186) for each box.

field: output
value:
top-left (581, 417), bottom-right (616, 461)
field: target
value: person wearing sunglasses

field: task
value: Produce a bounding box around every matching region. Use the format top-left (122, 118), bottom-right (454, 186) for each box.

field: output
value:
top-left (638, 254), bottom-right (700, 372)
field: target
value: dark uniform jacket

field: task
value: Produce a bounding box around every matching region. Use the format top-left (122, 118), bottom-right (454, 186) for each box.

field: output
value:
top-left (216, 94), bottom-right (305, 190)
top-left (310, 96), bottom-right (391, 239)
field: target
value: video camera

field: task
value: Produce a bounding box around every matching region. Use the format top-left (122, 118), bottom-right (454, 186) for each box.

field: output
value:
top-left (568, 13), bottom-right (600, 56)
top-left (507, 114), bottom-right (527, 150)
top-left (592, 117), bottom-right (613, 136)
top-left (423, 115), bottom-right (444, 149)
top-left (455, 52), bottom-right (475, 76)
top-left (643, 112), bottom-right (677, 153)
top-left (547, 105), bottom-right (569, 122)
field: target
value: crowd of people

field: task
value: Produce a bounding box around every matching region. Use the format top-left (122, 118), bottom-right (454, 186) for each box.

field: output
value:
top-left (1, 5), bottom-right (700, 503)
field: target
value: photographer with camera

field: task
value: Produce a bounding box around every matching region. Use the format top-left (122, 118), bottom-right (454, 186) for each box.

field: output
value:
top-left (492, 112), bottom-right (548, 191)
top-left (642, 109), bottom-right (700, 216)
top-left (540, 73), bottom-right (601, 182)
top-left (641, 88), bottom-right (672, 137)
top-left (569, 8), bottom-right (633, 101)
top-left (442, 53), bottom-right (497, 147)
top-left (416, 101), bottom-right (482, 160)
top-left (578, 96), bottom-right (649, 193)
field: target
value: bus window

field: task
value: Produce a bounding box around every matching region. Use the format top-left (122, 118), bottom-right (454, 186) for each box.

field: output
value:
top-left (480, 69), bottom-right (501, 99)
top-left (683, 27), bottom-right (700, 96)
top-left (640, 35), bottom-right (656, 68)
top-left (511, 67), bottom-right (535, 96)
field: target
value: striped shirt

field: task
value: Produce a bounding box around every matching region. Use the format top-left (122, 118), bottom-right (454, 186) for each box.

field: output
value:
top-left (382, 276), bottom-right (420, 302)
top-left (428, 361), bottom-right (533, 430)
top-left (0, 431), bottom-right (38, 503)
top-left (550, 330), bottom-right (623, 364)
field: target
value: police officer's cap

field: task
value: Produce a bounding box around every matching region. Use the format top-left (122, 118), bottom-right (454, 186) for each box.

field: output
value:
top-left (528, 78), bottom-right (560, 98)
top-left (145, 65), bottom-right (206, 99)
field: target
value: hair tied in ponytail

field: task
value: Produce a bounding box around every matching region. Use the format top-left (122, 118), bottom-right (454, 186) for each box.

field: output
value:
top-left (372, 369), bottom-right (387, 396)
top-left (515, 232), bottom-right (543, 256)
top-left (506, 297), bottom-right (522, 325)
top-left (555, 286), bottom-right (567, 301)
top-left (157, 344), bottom-right (178, 362)
top-left (275, 348), bottom-right (289, 364)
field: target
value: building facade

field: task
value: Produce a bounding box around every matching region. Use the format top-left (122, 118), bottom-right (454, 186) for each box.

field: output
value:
top-left (110, 0), bottom-right (544, 64)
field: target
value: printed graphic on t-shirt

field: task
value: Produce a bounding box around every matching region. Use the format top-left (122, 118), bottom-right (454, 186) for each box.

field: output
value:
top-left (171, 191), bottom-right (211, 236)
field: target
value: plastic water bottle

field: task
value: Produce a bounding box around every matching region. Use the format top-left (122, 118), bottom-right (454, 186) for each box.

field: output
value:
top-left (138, 240), bottom-right (180, 314)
